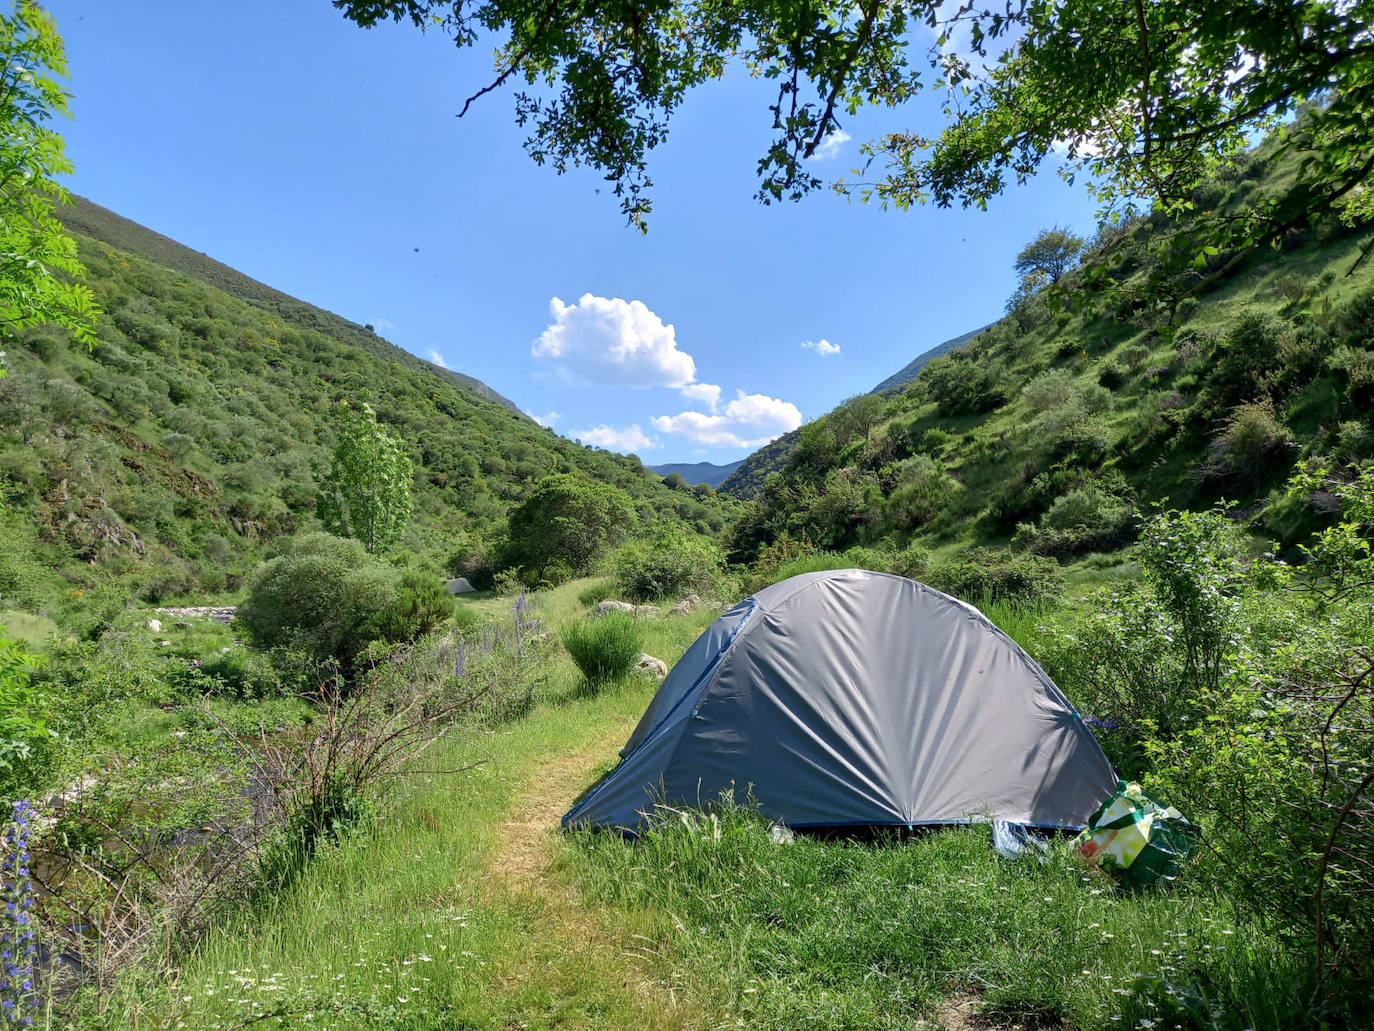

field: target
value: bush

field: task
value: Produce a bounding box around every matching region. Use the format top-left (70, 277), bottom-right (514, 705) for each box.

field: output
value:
top-left (562, 613), bottom-right (643, 685)
top-left (0, 631), bottom-right (51, 798)
top-left (1012, 487), bottom-right (1136, 556)
top-left (1202, 398), bottom-right (1294, 487)
top-left (237, 533), bottom-right (443, 671)
top-left (613, 531), bottom-right (722, 601)
top-left (1022, 368), bottom-right (1078, 414)
top-left (919, 353), bottom-right (1009, 416)
top-left (886, 455), bottom-right (959, 530)
top-left (924, 548), bottom-right (1065, 608)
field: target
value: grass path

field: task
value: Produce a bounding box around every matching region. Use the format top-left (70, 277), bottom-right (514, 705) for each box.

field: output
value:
top-left (481, 717), bottom-right (699, 1030)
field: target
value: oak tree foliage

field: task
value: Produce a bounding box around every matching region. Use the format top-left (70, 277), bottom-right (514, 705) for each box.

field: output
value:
top-left (334, 0), bottom-right (1374, 285)
top-left (0, 1), bottom-right (99, 349)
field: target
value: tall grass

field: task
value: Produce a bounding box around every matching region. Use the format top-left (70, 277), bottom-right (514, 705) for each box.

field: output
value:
top-left (569, 803), bottom-right (1310, 1030)
top-left (561, 612), bottom-right (643, 687)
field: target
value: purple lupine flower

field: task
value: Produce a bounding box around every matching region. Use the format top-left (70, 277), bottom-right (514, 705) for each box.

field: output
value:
top-left (454, 638), bottom-right (466, 677)
top-left (1, 800), bottom-right (40, 1026)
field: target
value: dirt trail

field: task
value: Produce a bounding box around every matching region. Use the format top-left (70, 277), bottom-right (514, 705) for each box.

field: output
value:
top-left (482, 715), bottom-right (699, 1029)
top-left (487, 721), bottom-right (627, 891)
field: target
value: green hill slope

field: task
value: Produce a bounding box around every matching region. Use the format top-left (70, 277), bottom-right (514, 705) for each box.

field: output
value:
top-left (870, 325), bottom-right (990, 395)
top-left (0, 205), bottom-right (733, 623)
top-left (725, 148), bottom-right (1374, 566)
top-left (720, 327), bottom-right (992, 499)
top-left (57, 196), bottom-right (524, 414)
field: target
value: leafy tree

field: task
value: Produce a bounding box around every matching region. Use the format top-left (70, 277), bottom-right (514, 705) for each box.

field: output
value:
top-left (335, 0), bottom-right (1374, 268)
top-left (1013, 227), bottom-right (1084, 284)
top-left (316, 403), bottom-right (414, 554)
top-left (504, 473), bottom-right (635, 578)
top-left (0, 1), bottom-right (98, 349)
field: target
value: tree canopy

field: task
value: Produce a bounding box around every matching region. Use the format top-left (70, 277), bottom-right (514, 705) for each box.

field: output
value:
top-left (505, 473), bottom-right (635, 579)
top-left (1014, 227), bottom-right (1085, 285)
top-left (0, 1), bottom-right (98, 349)
top-left (334, 0), bottom-right (1374, 274)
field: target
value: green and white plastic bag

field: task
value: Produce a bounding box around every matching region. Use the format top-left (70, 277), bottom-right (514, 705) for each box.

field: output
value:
top-left (1076, 780), bottom-right (1199, 888)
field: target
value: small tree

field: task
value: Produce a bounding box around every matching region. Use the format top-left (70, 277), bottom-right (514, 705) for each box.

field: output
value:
top-left (316, 403), bottom-right (413, 554)
top-left (505, 473), bottom-right (634, 579)
top-left (1013, 226), bottom-right (1085, 284)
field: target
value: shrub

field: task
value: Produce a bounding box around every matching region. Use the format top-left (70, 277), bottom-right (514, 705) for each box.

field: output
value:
top-left (919, 353), bottom-right (1009, 416)
top-left (0, 631), bottom-right (51, 798)
top-left (1022, 368), bottom-right (1077, 414)
top-left (924, 548), bottom-right (1065, 608)
top-left (1013, 487), bottom-right (1136, 556)
top-left (237, 533), bottom-right (443, 670)
top-left (1095, 362), bottom-right (1125, 389)
top-left (613, 531), bottom-right (722, 601)
top-left (886, 455), bottom-right (959, 530)
top-left (561, 613), bottom-right (643, 685)
top-left (1202, 399), bottom-right (1294, 486)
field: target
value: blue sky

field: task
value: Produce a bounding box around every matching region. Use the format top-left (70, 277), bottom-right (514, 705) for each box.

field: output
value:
top-left (50, 1), bottom-right (1100, 464)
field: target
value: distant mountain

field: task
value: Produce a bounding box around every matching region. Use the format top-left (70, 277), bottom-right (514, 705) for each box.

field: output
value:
top-left (648, 460), bottom-right (744, 488)
top-left (720, 325), bottom-right (989, 499)
top-left (870, 325), bottom-right (990, 395)
top-left (57, 196), bottom-right (526, 416)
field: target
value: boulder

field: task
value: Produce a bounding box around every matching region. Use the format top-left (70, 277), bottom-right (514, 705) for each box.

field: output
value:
top-left (636, 653), bottom-right (668, 678)
top-left (672, 594), bottom-right (702, 615)
top-left (634, 604), bottom-right (660, 617)
top-left (147, 618), bottom-right (162, 632)
top-left (594, 599), bottom-right (636, 615)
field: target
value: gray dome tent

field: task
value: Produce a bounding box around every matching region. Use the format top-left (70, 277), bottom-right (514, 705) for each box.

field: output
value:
top-left (563, 569), bottom-right (1115, 833)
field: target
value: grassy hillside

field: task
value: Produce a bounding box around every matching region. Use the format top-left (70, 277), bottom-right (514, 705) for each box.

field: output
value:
top-left (58, 196), bottom-right (524, 414)
top-left (869, 324), bottom-right (989, 394)
top-left (726, 145), bottom-right (1374, 565)
top-left (0, 206), bottom-right (734, 624)
top-left (720, 326), bottom-right (989, 499)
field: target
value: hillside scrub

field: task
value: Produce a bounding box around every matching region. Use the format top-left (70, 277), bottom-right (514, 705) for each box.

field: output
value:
top-left (0, 221), bottom-right (737, 614)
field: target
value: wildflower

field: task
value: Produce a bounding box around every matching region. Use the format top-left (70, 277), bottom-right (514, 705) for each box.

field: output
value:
top-left (1, 801), bottom-right (40, 1027)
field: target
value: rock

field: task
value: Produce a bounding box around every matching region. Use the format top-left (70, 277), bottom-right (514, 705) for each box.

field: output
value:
top-left (672, 594), bottom-right (701, 615)
top-left (594, 599), bottom-right (635, 615)
top-left (174, 621), bottom-right (191, 629)
top-left (147, 618), bottom-right (162, 632)
top-left (636, 653), bottom-right (668, 678)
top-left (159, 640), bottom-right (172, 647)
top-left (634, 604), bottom-right (660, 617)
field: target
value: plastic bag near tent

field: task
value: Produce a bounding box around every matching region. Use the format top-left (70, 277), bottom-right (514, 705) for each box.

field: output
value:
top-left (1076, 781), bottom-right (1199, 889)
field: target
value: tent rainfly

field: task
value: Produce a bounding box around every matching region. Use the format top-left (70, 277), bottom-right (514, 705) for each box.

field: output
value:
top-left (446, 577), bottom-right (475, 595)
top-left (563, 569), bottom-right (1115, 834)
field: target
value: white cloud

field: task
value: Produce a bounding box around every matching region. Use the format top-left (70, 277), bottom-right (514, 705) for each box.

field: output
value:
top-left (533, 293), bottom-right (696, 388)
top-left (427, 348), bottom-right (448, 369)
top-left (679, 381), bottom-right (721, 411)
top-left (652, 391), bottom-right (803, 448)
top-left (808, 130), bottom-right (851, 161)
top-left (801, 338), bottom-right (841, 357)
top-left (572, 423), bottom-right (657, 453)
top-left (370, 317), bottom-right (394, 333)
top-left (527, 410), bottom-right (561, 428)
